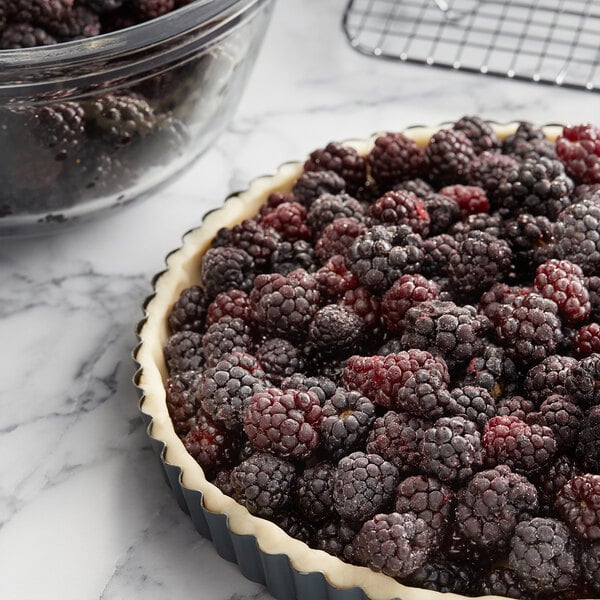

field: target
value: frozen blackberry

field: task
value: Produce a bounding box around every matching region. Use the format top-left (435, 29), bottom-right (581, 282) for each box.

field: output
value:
top-left (574, 323), bottom-right (600, 357)
top-left (574, 183), bottom-right (600, 202)
top-left (531, 395), bottom-right (583, 451)
top-left (214, 219), bottom-right (280, 269)
top-left (587, 276), bottom-right (600, 321)
top-left (273, 511), bottom-right (314, 545)
top-left (394, 177), bottom-right (435, 200)
top-left (533, 259), bottom-right (590, 324)
top-left (230, 453), bottom-right (296, 519)
top-left (306, 193), bottom-right (365, 233)
top-left (2, 0), bottom-right (73, 26)
top-left (314, 519), bottom-right (358, 563)
top-left (199, 352), bottom-right (267, 430)
top-left (448, 385), bottom-right (496, 430)
top-left (366, 410), bottom-right (429, 473)
top-left (556, 123), bottom-right (600, 184)
top-left (1, 23), bottom-right (56, 48)
top-left (483, 415), bottom-right (557, 473)
top-left (582, 542), bottom-right (600, 594)
top-left (280, 372), bottom-right (337, 404)
top-left (320, 389), bottom-right (375, 459)
top-left (456, 464), bottom-right (539, 553)
top-left (132, 0), bottom-right (175, 19)
top-left (420, 193), bottom-right (461, 235)
top-left (439, 184), bottom-right (490, 217)
top-left (421, 234), bottom-right (459, 277)
top-left (556, 474), bottom-right (600, 540)
top-left (506, 136), bottom-right (558, 163)
top-left (47, 5), bottom-right (100, 40)
top-left (255, 338), bottom-right (304, 385)
top-left (200, 246), bottom-right (255, 300)
top-left (496, 395), bottom-right (537, 422)
top-left (250, 269), bottom-right (321, 340)
top-left (443, 523), bottom-right (495, 567)
top-left (167, 285), bottom-right (207, 334)
top-left (258, 191), bottom-right (292, 217)
top-left (502, 121), bottom-right (547, 147)
top-left (269, 240), bottom-right (316, 276)
top-left (464, 344), bottom-right (518, 398)
top-left (400, 300), bottom-right (491, 369)
top-left (332, 452), bottom-right (399, 522)
top-left (201, 316), bottom-right (253, 367)
top-left (381, 274), bottom-right (439, 332)
top-left (165, 370), bottom-right (201, 437)
top-left (261, 201), bottom-right (311, 242)
top-left (503, 213), bottom-right (555, 273)
top-left (341, 285), bottom-right (383, 336)
top-left (243, 387), bottom-right (322, 460)
top-left (292, 169), bottom-right (346, 208)
top-left (394, 475), bottom-right (453, 545)
top-left (553, 199), bottom-right (600, 275)
top-left (315, 217), bottom-right (366, 264)
top-left (467, 150), bottom-right (519, 199)
top-left (425, 128), bottom-right (476, 187)
top-left (182, 410), bottom-right (239, 475)
top-left (396, 366), bottom-right (453, 421)
top-left (295, 461), bottom-right (336, 522)
top-left (367, 131), bottom-right (427, 186)
top-left (303, 141), bottom-right (367, 193)
top-left (368, 189), bottom-right (430, 235)
top-left (448, 231), bottom-right (513, 300)
top-left (476, 567), bottom-right (534, 600)
top-left (576, 406), bottom-right (600, 472)
top-left (345, 224), bottom-right (424, 293)
top-left (164, 330), bottom-right (204, 374)
top-left (493, 293), bottom-right (563, 365)
top-left (353, 512), bottom-right (432, 578)
top-left (419, 415), bottom-right (483, 483)
top-left (567, 354), bottom-right (600, 407)
top-left (211, 468), bottom-right (234, 497)
top-left (523, 354), bottom-right (577, 405)
top-left (509, 517), bottom-right (580, 593)
top-left (453, 115), bottom-right (501, 154)
top-left (308, 304), bottom-right (365, 356)
top-left (450, 211), bottom-right (504, 242)
top-left (406, 561), bottom-right (474, 594)
top-left (205, 289), bottom-right (252, 327)
top-left (314, 254), bottom-right (358, 300)
top-left (532, 455), bottom-right (580, 513)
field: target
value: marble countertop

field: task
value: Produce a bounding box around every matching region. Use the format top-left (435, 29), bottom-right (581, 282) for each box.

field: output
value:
top-left (1, 1), bottom-right (599, 599)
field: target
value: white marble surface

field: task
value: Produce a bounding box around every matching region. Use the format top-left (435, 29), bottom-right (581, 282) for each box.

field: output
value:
top-left (1, 1), bottom-right (599, 599)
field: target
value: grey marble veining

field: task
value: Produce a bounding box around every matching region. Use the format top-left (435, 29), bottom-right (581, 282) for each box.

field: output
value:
top-left (1, 0), bottom-right (599, 599)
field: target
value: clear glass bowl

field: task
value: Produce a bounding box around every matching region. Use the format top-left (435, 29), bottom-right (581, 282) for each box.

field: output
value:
top-left (0, 0), bottom-right (274, 236)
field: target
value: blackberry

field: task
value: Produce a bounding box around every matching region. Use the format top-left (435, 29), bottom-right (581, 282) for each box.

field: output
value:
top-left (421, 234), bottom-right (459, 277)
top-left (533, 259), bottom-right (590, 324)
top-left (132, 0), bottom-right (175, 19)
top-left (502, 121), bottom-right (547, 148)
top-left (381, 274), bottom-right (439, 332)
top-left (47, 5), bottom-right (101, 40)
top-left (199, 352), bottom-right (267, 430)
top-left (205, 289), bottom-right (252, 328)
top-left (456, 465), bottom-right (539, 552)
top-left (476, 567), bottom-right (534, 600)
top-left (450, 211), bottom-right (504, 242)
top-left (280, 372), bottom-right (337, 404)
top-left (505, 136), bottom-right (558, 162)
top-left (405, 560), bottom-right (474, 594)
top-left (556, 474), bottom-right (600, 540)
top-left (531, 395), bottom-right (583, 451)
top-left (502, 213), bottom-right (555, 273)
top-left (553, 199), bottom-right (600, 275)
top-left (582, 542), bottom-right (600, 594)
top-left (448, 231), bottom-right (513, 300)
top-left (587, 276), bottom-right (600, 321)
top-left (295, 461), bottom-right (336, 522)
top-left (567, 354), bottom-right (600, 407)
top-left (250, 269), bottom-right (321, 340)
top-left (394, 475), bottom-right (453, 545)
top-left (273, 511), bottom-right (314, 545)
top-left (448, 385), bottom-right (496, 430)
top-left (308, 304), bottom-right (365, 356)
top-left (261, 201), bottom-right (311, 242)
top-left (464, 344), bottom-right (518, 398)
top-left (424, 128), bottom-right (476, 186)
top-left (532, 455), bottom-right (580, 513)
top-left (394, 177), bottom-right (435, 200)
top-left (341, 285), bottom-right (383, 336)
top-left (1, 23), bottom-right (56, 48)
top-left (292, 169), bottom-right (346, 208)
top-left (419, 415), bottom-right (483, 483)
top-left (182, 410), bottom-right (239, 476)
top-left (439, 184), bottom-right (490, 217)
top-left (332, 452), bottom-right (399, 522)
top-left (319, 390), bottom-right (375, 459)
top-left (368, 189), bottom-right (430, 236)
top-left (345, 224), bottom-right (424, 293)
top-left (509, 517), bottom-right (580, 593)
top-left (496, 395), bottom-right (537, 421)
top-left (258, 191), bottom-right (292, 217)
top-left (467, 150), bottom-right (519, 199)
top-left (524, 354), bottom-right (578, 405)
top-left (306, 193), bottom-right (365, 233)
top-left (483, 415), bottom-right (557, 473)
top-left (201, 316), bottom-right (253, 366)
top-left (165, 370), bottom-right (201, 437)
top-left (211, 468), bottom-right (234, 497)
top-left (395, 366), bottom-right (453, 420)
top-left (3, 0), bottom-right (73, 26)
top-left (214, 219), bottom-right (280, 269)
top-left (269, 240), bottom-right (316, 276)
top-left (556, 123), bottom-right (600, 184)
top-left (168, 285), bottom-right (207, 333)
top-left (303, 141), bottom-right (367, 193)
top-left (200, 246), bottom-right (255, 300)
top-left (574, 323), bottom-right (600, 357)
top-left (493, 293), bottom-right (563, 365)
top-left (443, 523), bottom-right (495, 567)
top-left (400, 300), bottom-right (491, 369)
top-left (366, 410), bottom-right (429, 473)
top-left (574, 183), bottom-right (600, 202)
top-left (315, 217), bottom-right (366, 264)
top-left (453, 115), bottom-right (501, 154)
top-left (255, 338), bottom-right (304, 385)
top-left (243, 387), bottom-right (322, 460)
top-left (353, 512), bottom-right (432, 578)
top-left (164, 330), bottom-right (204, 374)
top-left (314, 519), bottom-right (358, 563)
top-left (230, 453), bottom-right (296, 519)
top-left (367, 131), bottom-right (426, 186)
top-left (420, 193), bottom-right (461, 235)
top-left (315, 254), bottom-right (358, 300)
top-left (576, 406), bottom-right (600, 472)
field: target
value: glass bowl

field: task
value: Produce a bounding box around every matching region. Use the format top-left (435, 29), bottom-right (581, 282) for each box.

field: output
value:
top-left (0, 0), bottom-right (274, 236)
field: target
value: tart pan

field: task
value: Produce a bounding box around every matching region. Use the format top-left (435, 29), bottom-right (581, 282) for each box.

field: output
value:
top-left (134, 122), bottom-right (563, 600)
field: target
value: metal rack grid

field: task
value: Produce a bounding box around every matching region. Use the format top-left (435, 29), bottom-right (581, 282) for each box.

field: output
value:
top-left (343, 0), bottom-right (600, 93)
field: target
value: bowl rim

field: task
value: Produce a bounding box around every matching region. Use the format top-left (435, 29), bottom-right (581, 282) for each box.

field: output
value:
top-left (134, 121), bottom-right (570, 600)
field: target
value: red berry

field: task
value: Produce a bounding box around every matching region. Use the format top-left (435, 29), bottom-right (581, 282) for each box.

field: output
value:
top-left (556, 124), bottom-right (600, 184)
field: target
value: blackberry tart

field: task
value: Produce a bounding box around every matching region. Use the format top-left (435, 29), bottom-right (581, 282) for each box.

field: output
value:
top-left (136, 121), bottom-right (600, 600)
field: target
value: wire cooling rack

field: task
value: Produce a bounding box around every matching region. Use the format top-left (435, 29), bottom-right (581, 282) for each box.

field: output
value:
top-left (343, 0), bottom-right (600, 92)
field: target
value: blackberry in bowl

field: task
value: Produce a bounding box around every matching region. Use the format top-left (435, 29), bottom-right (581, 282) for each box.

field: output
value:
top-left (136, 120), bottom-right (600, 600)
top-left (0, 0), bottom-right (274, 235)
